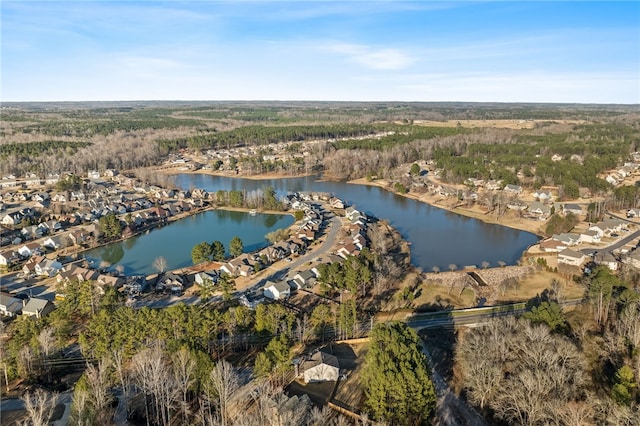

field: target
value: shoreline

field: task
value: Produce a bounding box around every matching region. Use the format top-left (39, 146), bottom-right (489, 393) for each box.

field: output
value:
top-left (159, 167), bottom-right (545, 236)
top-left (347, 177), bottom-right (546, 237)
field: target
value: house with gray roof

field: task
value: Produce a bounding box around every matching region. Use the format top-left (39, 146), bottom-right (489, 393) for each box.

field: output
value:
top-left (302, 351), bottom-right (340, 383)
top-left (22, 298), bottom-right (55, 319)
top-left (263, 280), bottom-right (290, 300)
top-left (0, 292), bottom-right (23, 317)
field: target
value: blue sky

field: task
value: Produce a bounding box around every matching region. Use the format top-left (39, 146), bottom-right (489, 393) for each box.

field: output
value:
top-left (1, 1), bottom-right (638, 103)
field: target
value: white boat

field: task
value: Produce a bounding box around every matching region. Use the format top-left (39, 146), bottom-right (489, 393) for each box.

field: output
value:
top-left (249, 209), bottom-right (257, 216)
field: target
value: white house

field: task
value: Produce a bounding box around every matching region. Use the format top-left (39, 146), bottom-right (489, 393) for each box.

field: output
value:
top-left (22, 298), bottom-right (55, 319)
top-left (563, 204), bottom-right (583, 216)
top-left (35, 259), bottom-right (62, 277)
top-left (302, 351), bottom-right (340, 383)
top-left (595, 252), bottom-right (619, 271)
top-left (557, 249), bottom-right (587, 267)
top-left (194, 271), bottom-right (219, 286)
top-left (0, 250), bottom-right (18, 266)
top-left (0, 292), bottom-right (23, 317)
top-left (1, 212), bottom-right (22, 226)
top-left (239, 291), bottom-right (265, 310)
top-left (579, 230), bottom-right (601, 244)
top-left (263, 280), bottom-right (290, 300)
top-left (503, 184), bottom-right (522, 194)
top-left (18, 242), bottom-right (42, 258)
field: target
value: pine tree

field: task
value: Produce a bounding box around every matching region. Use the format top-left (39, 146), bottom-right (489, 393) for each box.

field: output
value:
top-left (362, 322), bottom-right (436, 425)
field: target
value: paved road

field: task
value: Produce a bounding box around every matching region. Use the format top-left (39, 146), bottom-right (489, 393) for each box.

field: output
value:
top-left (580, 228), bottom-right (640, 256)
top-left (243, 212), bottom-right (343, 293)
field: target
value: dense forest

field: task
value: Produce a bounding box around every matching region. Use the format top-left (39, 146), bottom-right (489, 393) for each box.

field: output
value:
top-left (1, 103), bottom-right (638, 195)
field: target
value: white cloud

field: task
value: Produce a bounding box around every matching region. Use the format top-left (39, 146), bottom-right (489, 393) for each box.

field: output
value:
top-left (327, 43), bottom-right (415, 70)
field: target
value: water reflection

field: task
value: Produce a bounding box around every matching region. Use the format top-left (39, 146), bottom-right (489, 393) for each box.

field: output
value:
top-left (173, 174), bottom-right (540, 271)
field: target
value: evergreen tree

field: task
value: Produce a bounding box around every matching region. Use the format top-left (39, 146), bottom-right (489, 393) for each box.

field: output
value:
top-left (211, 240), bottom-right (226, 261)
top-left (229, 236), bottom-right (244, 258)
top-left (362, 322), bottom-right (436, 425)
top-left (191, 242), bottom-right (213, 265)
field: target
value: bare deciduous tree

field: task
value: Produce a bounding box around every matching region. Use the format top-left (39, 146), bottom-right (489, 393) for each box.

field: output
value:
top-left (153, 256), bottom-right (168, 274)
top-left (172, 348), bottom-right (196, 424)
top-left (36, 327), bottom-right (56, 359)
top-left (85, 359), bottom-right (112, 419)
top-left (22, 388), bottom-right (59, 426)
top-left (457, 319), bottom-right (587, 425)
top-left (209, 359), bottom-right (240, 426)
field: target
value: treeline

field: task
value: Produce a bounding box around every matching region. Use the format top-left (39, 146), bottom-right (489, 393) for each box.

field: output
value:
top-left (157, 124), bottom-right (383, 154)
top-left (19, 115), bottom-right (203, 137)
top-left (332, 125), bottom-right (468, 150)
top-left (214, 186), bottom-right (285, 210)
top-left (0, 140), bottom-right (91, 162)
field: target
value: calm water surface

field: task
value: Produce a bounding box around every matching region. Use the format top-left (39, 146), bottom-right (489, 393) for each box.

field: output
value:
top-left (84, 209), bottom-right (294, 275)
top-left (173, 174), bottom-right (540, 272)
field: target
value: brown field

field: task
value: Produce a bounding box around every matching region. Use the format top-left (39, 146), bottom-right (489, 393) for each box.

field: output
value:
top-left (409, 119), bottom-right (586, 129)
top-left (495, 269), bottom-right (584, 303)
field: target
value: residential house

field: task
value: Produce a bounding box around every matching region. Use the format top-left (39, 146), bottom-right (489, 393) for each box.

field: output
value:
top-left (626, 208), bottom-right (640, 218)
top-left (97, 274), bottom-right (124, 287)
top-left (485, 180), bottom-right (502, 191)
top-left (22, 256), bottom-right (43, 277)
top-left (539, 239), bottom-right (567, 253)
top-left (22, 298), bottom-right (55, 319)
top-left (595, 252), bottom-right (619, 271)
top-left (52, 193), bottom-right (68, 203)
top-left (194, 270), bottom-right (219, 286)
top-left (337, 243), bottom-right (360, 259)
top-left (588, 219), bottom-right (625, 237)
top-left (329, 197), bottom-right (345, 209)
top-left (563, 204), bottom-right (583, 216)
top-left (45, 174), bottom-right (60, 185)
top-left (579, 230), bottom-right (601, 244)
top-left (43, 236), bottom-right (64, 251)
top-left (352, 233), bottom-right (367, 250)
top-left (239, 291), bottom-right (265, 310)
top-left (503, 184), bottom-right (523, 194)
top-left (263, 280), bottom-right (291, 300)
top-left (557, 249), bottom-right (587, 267)
top-left (24, 173), bottom-right (42, 186)
top-left (552, 233), bottom-right (580, 247)
top-left (302, 351), bottom-right (340, 383)
top-left (35, 259), bottom-right (62, 277)
top-left (0, 292), bottom-right (23, 317)
top-left (0, 250), bottom-right (18, 266)
top-left (292, 270), bottom-right (315, 290)
top-left (1, 212), bottom-right (23, 226)
top-left (528, 202), bottom-right (551, 220)
top-left (88, 170), bottom-right (101, 180)
top-left (533, 191), bottom-right (553, 203)
top-left (18, 242), bottom-right (42, 258)
top-left (156, 272), bottom-right (184, 293)
top-left (345, 207), bottom-right (362, 222)
top-left (21, 225), bottom-right (44, 240)
top-left (551, 154), bottom-right (563, 162)
top-left (68, 230), bottom-right (88, 246)
top-left (605, 175), bottom-right (618, 185)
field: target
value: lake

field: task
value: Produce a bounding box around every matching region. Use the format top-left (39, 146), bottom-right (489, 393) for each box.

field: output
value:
top-left (83, 209), bottom-right (294, 276)
top-left (172, 174), bottom-right (540, 272)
